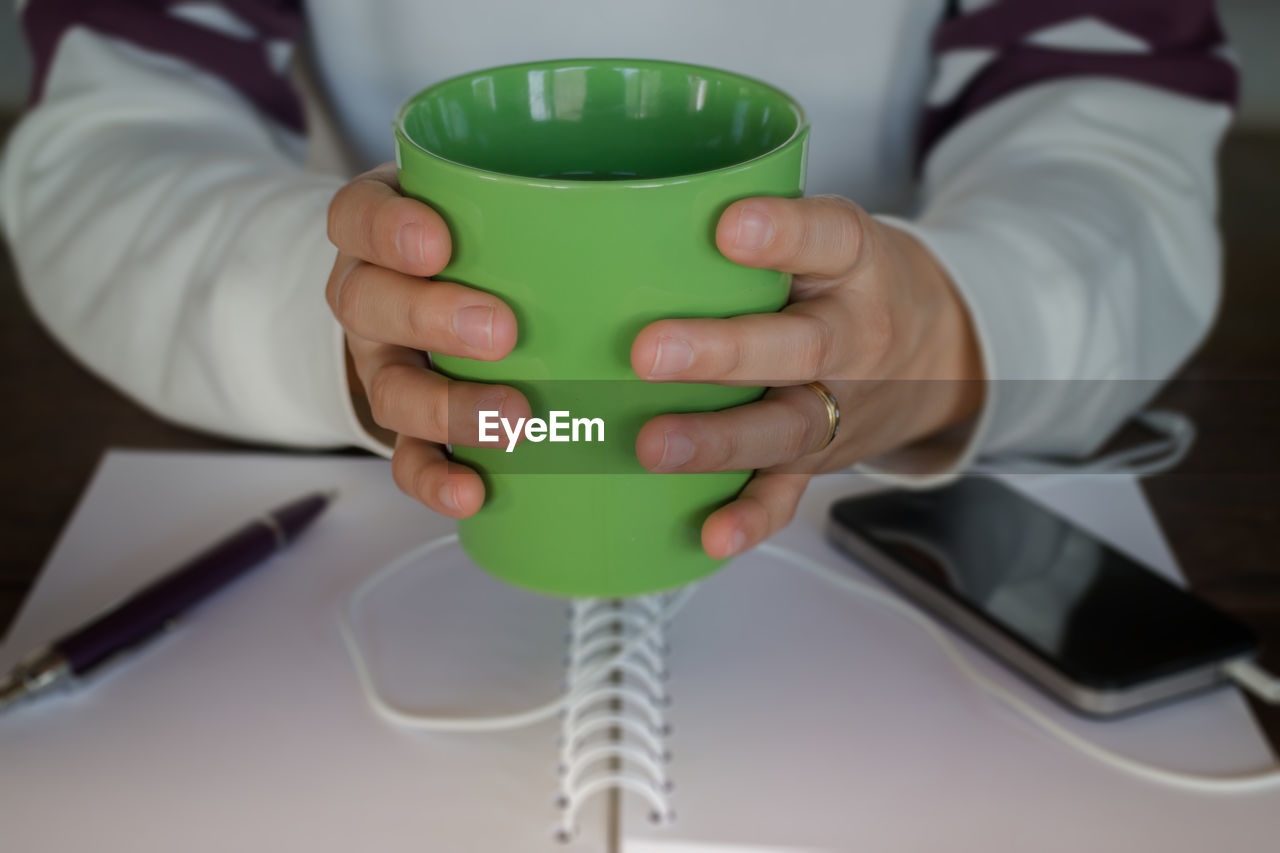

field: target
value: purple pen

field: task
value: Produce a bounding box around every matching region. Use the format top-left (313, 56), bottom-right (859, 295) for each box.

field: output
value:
top-left (0, 490), bottom-right (336, 713)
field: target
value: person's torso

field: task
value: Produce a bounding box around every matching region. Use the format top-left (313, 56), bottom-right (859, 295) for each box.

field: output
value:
top-left (305, 0), bottom-right (944, 212)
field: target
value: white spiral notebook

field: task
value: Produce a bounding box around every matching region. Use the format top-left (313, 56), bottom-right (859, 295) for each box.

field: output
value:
top-left (0, 450), bottom-right (1276, 852)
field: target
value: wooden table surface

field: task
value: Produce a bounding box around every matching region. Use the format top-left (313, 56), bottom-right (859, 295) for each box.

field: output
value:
top-left (2, 125), bottom-right (1278, 748)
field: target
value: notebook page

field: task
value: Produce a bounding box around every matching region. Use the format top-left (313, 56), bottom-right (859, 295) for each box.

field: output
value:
top-left (0, 450), bottom-right (608, 853)
top-left (621, 473), bottom-right (1278, 852)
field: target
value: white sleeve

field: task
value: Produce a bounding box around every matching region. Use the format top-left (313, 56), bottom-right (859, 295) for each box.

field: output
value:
top-left (0, 26), bottom-right (377, 451)
top-left (859, 78), bottom-right (1231, 487)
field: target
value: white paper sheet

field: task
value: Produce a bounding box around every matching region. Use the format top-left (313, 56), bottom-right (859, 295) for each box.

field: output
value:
top-left (0, 450), bottom-right (608, 852)
top-left (621, 472), bottom-right (1279, 852)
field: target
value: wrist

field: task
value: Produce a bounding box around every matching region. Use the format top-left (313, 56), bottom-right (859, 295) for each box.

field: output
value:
top-left (880, 221), bottom-right (985, 434)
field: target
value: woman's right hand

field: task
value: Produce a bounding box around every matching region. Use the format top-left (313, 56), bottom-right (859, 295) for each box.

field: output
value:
top-left (325, 163), bottom-right (529, 518)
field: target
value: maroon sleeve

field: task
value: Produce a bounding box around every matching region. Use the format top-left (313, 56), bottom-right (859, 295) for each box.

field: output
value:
top-left (921, 0), bottom-right (1239, 160)
top-left (22, 0), bottom-right (306, 132)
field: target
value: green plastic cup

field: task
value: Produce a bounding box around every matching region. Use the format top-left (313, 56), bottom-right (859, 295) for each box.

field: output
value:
top-left (394, 58), bottom-right (808, 597)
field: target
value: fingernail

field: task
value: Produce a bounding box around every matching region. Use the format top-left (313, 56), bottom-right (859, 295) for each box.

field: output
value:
top-left (438, 482), bottom-right (461, 513)
top-left (476, 392), bottom-right (507, 417)
top-left (735, 208), bottom-right (774, 250)
top-left (397, 222), bottom-right (427, 267)
top-left (650, 337), bottom-right (694, 377)
top-left (657, 429), bottom-right (695, 471)
top-left (454, 305), bottom-right (495, 350)
top-left (727, 529), bottom-right (747, 556)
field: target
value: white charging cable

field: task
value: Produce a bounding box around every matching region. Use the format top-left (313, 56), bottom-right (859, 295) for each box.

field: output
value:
top-left (340, 532), bottom-right (1280, 795)
top-left (337, 533), bottom-right (696, 733)
top-left (757, 541), bottom-right (1280, 795)
top-left (1225, 658), bottom-right (1280, 705)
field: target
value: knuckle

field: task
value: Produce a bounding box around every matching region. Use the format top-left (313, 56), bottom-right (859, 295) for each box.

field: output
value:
top-left (720, 331), bottom-right (745, 378)
top-left (404, 293), bottom-right (437, 346)
top-left (330, 175), bottom-right (385, 254)
top-left (409, 457), bottom-right (437, 505)
top-left (390, 449), bottom-right (416, 498)
top-left (333, 262), bottom-right (369, 326)
top-left (743, 494), bottom-right (771, 536)
top-left (775, 493), bottom-right (800, 528)
top-left (835, 210), bottom-right (865, 271)
top-left (369, 199), bottom-right (397, 260)
top-left (366, 365), bottom-right (401, 426)
top-left (715, 426), bottom-right (741, 470)
top-left (815, 194), bottom-right (861, 217)
top-left (325, 190), bottom-right (345, 247)
top-left (422, 385), bottom-right (450, 443)
top-left (780, 213), bottom-right (815, 266)
top-left (324, 266), bottom-right (340, 313)
top-left (861, 301), bottom-right (895, 367)
top-left (796, 338), bottom-right (823, 380)
top-left (795, 314), bottom-right (834, 378)
top-left (816, 195), bottom-right (865, 273)
top-left (784, 406), bottom-right (817, 459)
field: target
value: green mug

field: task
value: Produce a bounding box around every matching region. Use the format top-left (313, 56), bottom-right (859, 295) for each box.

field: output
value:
top-left (394, 58), bottom-right (808, 597)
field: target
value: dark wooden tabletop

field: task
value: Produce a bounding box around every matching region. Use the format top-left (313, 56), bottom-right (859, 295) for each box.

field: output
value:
top-left (2, 124), bottom-right (1278, 749)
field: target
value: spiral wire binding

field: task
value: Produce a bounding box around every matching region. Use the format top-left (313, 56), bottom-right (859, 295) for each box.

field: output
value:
top-left (553, 596), bottom-right (676, 843)
top-left (337, 535), bottom-right (693, 841)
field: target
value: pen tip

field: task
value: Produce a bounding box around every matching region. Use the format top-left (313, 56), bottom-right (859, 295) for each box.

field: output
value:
top-left (321, 489), bottom-right (340, 503)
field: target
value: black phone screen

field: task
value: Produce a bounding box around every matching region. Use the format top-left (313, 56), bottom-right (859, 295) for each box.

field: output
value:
top-left (829, 478), bottom-right (1256, 689)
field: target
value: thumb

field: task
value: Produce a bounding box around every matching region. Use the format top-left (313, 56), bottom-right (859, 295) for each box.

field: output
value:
top-left (716, 194), bottom-right (869, 279)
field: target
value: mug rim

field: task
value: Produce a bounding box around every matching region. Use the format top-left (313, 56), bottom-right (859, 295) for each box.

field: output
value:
top-left (393, 57), bottom-right (809, 189)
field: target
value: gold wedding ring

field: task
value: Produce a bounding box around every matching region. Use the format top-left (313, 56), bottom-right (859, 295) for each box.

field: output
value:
top-left (806, 381), bottom-right (841, 453)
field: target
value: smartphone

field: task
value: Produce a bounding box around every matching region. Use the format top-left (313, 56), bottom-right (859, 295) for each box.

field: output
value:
top-left (825, 477), bottom-right (1258, 716)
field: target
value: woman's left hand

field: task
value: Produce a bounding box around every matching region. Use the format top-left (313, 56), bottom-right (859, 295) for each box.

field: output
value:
top-left (631, 195), bottom-right (985, 559)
